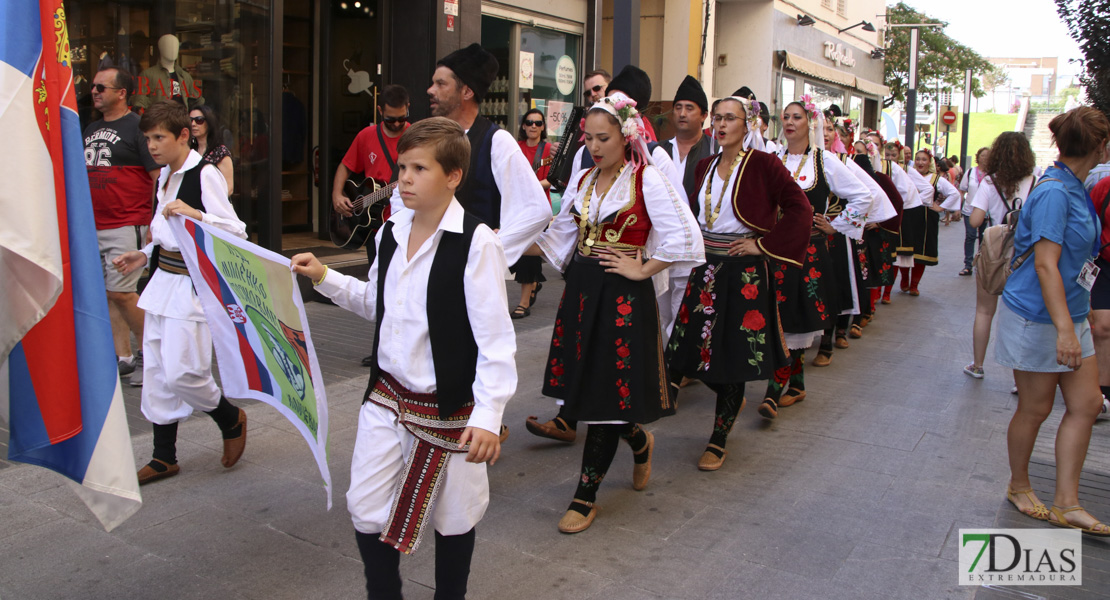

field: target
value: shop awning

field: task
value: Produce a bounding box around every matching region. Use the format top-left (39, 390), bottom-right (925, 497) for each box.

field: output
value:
top-left (854, 76), bottom-right (890, 98)
top-left (784, 52), bottom-right (854, 87)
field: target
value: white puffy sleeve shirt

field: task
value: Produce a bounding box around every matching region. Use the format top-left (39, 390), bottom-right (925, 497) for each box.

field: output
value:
top-left (386, 127), bottom-right (550, 267)
top-left (886, 161), bottom-right (923, 211)
top-left (138, 150), bottom-right (247, 321)
top-left (315, 199), bottom-right (517, 435)
top-left (820, 150), bottom-right (873, 240)
top-left (842, 157), bottom-right (896, 224)
top-left (537, 165), bottom-right (704, 274)
top-left (934, 175), bottom-right (963, 211)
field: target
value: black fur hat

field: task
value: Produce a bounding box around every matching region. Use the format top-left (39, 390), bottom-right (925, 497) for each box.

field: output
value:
top-left (673, 75), bottom-right (708, 113)
top-left (437, 43), bottom-right (499, 101)
top-left (606, 65), bottom-right (652, 110)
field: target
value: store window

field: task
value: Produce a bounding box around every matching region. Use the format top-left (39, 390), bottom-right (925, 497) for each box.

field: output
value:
top-left (70, 0), bottom-right (274, 234)
top-left (849, 95), bottom-right (862, 123)
top-left (803, 81), bottom-right (843, 111)
top-left (520, 26), bottom-right (580, 145)
top-left (481, 15), bottom-right (581, 142)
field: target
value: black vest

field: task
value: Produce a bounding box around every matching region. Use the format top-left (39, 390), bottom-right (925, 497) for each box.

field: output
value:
top-left (151, 161), bottom-right (207, 271)
top-left (365, 214), bottom-right (481, 417)
top-left (455, 116), bottom-right (501, 228)
top-left (659, 135), bottom-right (713, 199)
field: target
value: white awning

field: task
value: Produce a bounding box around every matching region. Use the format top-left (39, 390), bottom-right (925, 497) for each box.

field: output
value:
top-left (782, 52), bottom-right (890, 98)
top-left (784, 52), bottom-right (854, 87)
top-left (854, 76), bottom-right (890, 98)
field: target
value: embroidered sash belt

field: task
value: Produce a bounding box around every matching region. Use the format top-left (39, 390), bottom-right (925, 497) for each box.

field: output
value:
top-left (156, 248), bottom-right (190, 276)
top-left (702, 231), bottom-right (758, 257)
top-left (366, 372), bottom-right (473, 554)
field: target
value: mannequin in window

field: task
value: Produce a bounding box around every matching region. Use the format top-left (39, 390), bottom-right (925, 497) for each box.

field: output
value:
top-left (133, 34), bottom-right (205, 111)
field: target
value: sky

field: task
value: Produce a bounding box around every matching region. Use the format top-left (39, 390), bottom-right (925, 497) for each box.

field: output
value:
top-left (895, 0), bottom-right (1083, 76)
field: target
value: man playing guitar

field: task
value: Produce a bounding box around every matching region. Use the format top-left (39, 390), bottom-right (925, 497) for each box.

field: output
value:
top-left (331, 84), bottom-right (409, 366)
top-left (332, 84), bottom-right (410, 254)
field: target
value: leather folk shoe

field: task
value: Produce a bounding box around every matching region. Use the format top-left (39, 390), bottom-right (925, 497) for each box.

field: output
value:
top-left (812, 351), bottom-right (832, 367)
top-left (221, 408), bottom-right (247, 468)
top-left (697, 444), bottom-right (728, 471)
top-left (632, 430), bottom-right (654, 491)
top-left (777, 388), bottom-right (807, 407)
top-left (524, 416), bottom-right (576, 443)
top-left (137, 459), bottom-right (180, 485)
top-left (558, 500), bottom-right (597, 534)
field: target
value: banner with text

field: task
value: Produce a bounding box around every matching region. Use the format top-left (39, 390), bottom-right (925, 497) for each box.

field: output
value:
top-left (170, 217), bottom-right (332, 508)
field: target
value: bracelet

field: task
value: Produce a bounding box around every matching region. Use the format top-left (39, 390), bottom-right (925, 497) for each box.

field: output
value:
top-left (312, 265), bottom-right (329, 286)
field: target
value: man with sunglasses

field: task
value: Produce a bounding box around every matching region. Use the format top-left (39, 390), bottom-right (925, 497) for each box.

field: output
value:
top-left (333, 84), bottom-right (411, 225)
top-left (84, 67), bottom-right (160, 386)
top-left (331, 84), bottom-right (411, 366)
top-left (582, 69), bottom-right (611, 105)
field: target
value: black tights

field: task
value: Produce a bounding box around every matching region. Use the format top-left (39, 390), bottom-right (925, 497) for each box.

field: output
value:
top-left (706, 382), bottom-right (745, 450)
top-left (570, 423), bottom-right (648, 513)
top-left (355, 528), bottom-right (476, 600)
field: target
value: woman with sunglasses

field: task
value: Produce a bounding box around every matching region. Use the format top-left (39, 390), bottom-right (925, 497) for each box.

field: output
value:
top-left (509, 108), bottom-right (553, 319)
top-left (189, 105), bottom-right (233, 194)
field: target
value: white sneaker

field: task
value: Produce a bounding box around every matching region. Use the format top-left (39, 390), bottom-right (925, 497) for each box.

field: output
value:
top-left (1098, 397), bottom-right (1110, 421)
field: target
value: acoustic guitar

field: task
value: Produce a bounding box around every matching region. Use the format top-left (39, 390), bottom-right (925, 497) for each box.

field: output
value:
top-left (329, 176), bottom-right (399, 250)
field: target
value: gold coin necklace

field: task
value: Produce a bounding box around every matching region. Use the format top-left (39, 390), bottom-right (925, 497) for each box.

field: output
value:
top-left (704, 150), bottom-right (745, 230)
top-left (781, 149), bottom-right (810, 182)
top-left (578, 165), bottom-right (624, 253)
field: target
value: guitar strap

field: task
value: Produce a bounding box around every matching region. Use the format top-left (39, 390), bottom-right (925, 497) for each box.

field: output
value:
top-left (376, 124), bottom-right (400, 181)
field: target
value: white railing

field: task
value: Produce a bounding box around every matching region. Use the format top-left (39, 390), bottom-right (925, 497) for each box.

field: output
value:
top-left (1013, 95), bottom-right (1031, 133)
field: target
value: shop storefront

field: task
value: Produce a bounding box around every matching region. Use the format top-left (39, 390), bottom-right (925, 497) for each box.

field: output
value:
top-left (770, 13), bottom-right (888, 138)
top-left (480, 5), bottom-right (584, 145)
top-left (69, 0), bottom-right (587, 256)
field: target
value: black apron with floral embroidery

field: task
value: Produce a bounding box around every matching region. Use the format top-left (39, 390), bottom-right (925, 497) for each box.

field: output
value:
top-left (542, 256), bottom-right (672, 424)
top-left (665, 253), bottom-right (787, 384)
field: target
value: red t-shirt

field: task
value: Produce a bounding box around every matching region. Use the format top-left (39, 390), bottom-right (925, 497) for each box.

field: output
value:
top-left (518, 140), bottom-right (552, 203)
top-left (1091, 177), bottom-right (1110, 262)
top-left (84, 112), bottom-right (158, 230)
top-left (342, 123), bottom-right (408, 183)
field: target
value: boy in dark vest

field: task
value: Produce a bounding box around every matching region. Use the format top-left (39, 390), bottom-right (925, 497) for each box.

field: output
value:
top-left (112, 101), bottom-right (249, 484)
top-left (292, 117), bottom-right (516, 600)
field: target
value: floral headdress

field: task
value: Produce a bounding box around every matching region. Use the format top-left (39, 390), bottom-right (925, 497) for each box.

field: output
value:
top-left (726, 96), bottom-right (765, 152)
top-left (797, 94), bottom-right (825, 152)
top-left (584, 91), bottom-right (654, 168)
top-left (859, 139), bottom-right (882, 172)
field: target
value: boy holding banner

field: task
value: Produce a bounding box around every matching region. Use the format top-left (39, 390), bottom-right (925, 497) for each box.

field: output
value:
top-left (113, 101), bottom-right (249, 484)
top-left (291, 117), bottom-right (516, 599)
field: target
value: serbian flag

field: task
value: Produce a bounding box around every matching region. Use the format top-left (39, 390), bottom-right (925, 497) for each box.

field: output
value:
top-left (0, 0), bottom-right (141, 530)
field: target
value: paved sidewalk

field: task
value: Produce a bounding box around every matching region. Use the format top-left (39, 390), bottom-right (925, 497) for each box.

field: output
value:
top-left (2, 223), bottom-right (1109, 599)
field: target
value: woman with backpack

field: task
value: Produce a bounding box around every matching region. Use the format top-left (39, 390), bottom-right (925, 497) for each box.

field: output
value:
top-left (995, 107), bottom-right (1110, 536)
top-left (963, 133), bottom-right (1036, 381)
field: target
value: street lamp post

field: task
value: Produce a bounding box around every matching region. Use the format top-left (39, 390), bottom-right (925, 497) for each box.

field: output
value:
top-left (884, 22), bottom-right (943, 154)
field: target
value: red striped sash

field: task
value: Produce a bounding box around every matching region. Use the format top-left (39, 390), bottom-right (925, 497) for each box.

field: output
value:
top-left (367, 372), bottom-right (473, 554)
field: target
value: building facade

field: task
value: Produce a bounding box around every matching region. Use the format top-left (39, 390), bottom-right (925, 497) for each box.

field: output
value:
top-left (68, 0), bottom-right (592, 253)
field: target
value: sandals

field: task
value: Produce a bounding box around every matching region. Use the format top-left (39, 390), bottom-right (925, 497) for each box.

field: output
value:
top-left (558, 499), bottom-right (597, 533)
top-left (524, 416), bottom-right (576, 442)
top-left (778, 387), bottom-right (806, 407)
top-left (510, 304), bottom-right (530, 319)
top-left (958, 268), bottom-right (973, 276)
top-left (1047, 505), bottom-right (1110, 537)
top-left (697, 443), bottom-right (728, 471)
top-left (529, 282), bottom-right (543, 306)
top-left (1006, 486), bottom-right (1049, 521)
top-left (631, 430), bottom-right (654, 491)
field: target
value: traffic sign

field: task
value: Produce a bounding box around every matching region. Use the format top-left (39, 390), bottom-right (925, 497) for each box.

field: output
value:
top-left (939, 105), bottom-right (958, 133)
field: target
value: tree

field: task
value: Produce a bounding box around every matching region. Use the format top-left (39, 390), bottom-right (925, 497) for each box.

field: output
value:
top-left (1056, 0), bottom-right (1110, 115)
top-left (882, 2), bottom-right (995, 108)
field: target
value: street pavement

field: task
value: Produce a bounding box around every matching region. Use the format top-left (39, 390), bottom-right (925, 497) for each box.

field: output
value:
top-left (2, 222), bottom-right (1109, 599)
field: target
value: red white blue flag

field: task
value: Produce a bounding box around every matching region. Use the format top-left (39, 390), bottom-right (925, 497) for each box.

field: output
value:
top-left (0, 0), bottom-right (141, 530)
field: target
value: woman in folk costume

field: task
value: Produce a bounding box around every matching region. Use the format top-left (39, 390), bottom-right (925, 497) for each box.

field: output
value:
top-left (533, 92), bottom-right (704, 533)
top-left (758, 97), bottom-right (872, 416)
top-left (665, 96), bottom-right (811, 467)
top-left (849, 139), bottom-right (904, 333)
top-left (873, 134), bottom-right (925, 304)
top-left (821, 114), bottom-right (896, 348)
top-left (901, 148), bottom-right (962, 295)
